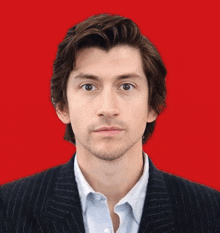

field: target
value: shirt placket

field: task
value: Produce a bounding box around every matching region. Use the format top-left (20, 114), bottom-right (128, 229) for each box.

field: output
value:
top-left (87, 192), bottom-right (114, 233)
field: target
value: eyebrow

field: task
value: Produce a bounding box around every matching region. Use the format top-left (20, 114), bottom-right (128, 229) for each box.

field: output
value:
top-left (73, 72), bottom-right (142, 81)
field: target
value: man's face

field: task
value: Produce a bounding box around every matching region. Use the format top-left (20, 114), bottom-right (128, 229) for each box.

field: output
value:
top-left (58, 45), bottom-right (156, 161)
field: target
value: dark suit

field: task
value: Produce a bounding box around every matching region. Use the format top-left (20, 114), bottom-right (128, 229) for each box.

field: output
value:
top-left (0, 154), bottom-right (220, 233)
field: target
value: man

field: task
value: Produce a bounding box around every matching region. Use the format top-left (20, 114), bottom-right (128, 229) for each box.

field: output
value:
top-left (0, 14), bottom-right (220, 233)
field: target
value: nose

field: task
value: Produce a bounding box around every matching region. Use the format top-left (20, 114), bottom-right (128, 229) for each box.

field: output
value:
top-left (96, 88), bottom-right (120, 118)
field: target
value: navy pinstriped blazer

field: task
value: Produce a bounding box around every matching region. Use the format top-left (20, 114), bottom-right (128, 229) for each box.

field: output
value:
top-left (0, 154), bottom-right (220, 233)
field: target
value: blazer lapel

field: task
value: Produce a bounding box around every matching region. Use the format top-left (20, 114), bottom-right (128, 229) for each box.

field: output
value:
top-left (41, 154), bottom-right (175, 233)
top-left (138, 158), bottom-right (176, 233)
top-left (42, 154), bottom-right (85, 233)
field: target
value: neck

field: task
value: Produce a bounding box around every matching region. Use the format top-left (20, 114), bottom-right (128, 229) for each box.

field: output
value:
top-left (76, 142), bottom-right (144, 204)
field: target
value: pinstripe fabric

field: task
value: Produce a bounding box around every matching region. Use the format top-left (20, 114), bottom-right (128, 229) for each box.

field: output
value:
top-left (138, 159), bottom-right (176, 233)
top-left (163, 170), bottom-right (220, 233)
top-left (0, 154), bottom-right (220, 233)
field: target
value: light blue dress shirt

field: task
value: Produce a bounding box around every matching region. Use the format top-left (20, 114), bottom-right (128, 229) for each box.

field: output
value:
top-left (74, 152), bottom-right (149, 233)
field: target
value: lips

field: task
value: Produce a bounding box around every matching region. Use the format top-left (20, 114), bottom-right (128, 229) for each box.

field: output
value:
top-left (94, 127), bottom-right (123, 136)
top-left (93, 126), bottom-right (123, 136)
top-left (94, 126), bottom-right (123, 132)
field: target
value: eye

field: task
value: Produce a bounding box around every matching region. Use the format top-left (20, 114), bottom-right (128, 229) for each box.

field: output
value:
top-left (81, 84), bottom-right (97, 91)
top-left (120, 83), bottom-right (135, 91)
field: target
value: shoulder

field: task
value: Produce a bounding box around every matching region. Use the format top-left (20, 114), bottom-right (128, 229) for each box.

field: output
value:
top-left (163, 171), bottom-right (220, 206)
top-left (162, 171), bottom-right (220, 230)
top-left (0, 165), bottom-right (62, 219)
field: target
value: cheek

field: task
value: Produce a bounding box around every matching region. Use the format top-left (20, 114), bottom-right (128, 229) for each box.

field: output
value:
top-left (126, 98), bottom-right (148, 121)
top-left (122, 102), bottom-right (147, 135)
top-left (68, 103), bottom-right (92, 130)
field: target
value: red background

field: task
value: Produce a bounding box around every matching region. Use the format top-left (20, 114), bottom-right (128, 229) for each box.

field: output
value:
top-left (1, 0), bottom-right (220, 190)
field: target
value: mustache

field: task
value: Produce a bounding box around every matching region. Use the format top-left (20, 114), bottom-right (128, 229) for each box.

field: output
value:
top-left (88, 120), bottom-right (127, 132)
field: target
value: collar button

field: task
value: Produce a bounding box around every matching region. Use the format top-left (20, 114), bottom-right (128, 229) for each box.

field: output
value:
top-left (104, 229), bottom-right (111, 233)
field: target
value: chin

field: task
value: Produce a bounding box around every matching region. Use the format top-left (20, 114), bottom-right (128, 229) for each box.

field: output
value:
top-left (89, 143), bottom-right (131, 162)
top-left (92, 151), bottom-right (125, 161)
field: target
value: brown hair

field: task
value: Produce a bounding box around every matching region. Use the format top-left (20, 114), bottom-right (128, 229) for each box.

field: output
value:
top-left (51, 14), bottom-right (167, 145)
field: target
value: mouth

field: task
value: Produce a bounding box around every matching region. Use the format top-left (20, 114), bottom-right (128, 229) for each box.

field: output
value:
top-left (93, 129), bottom-right (123, 136)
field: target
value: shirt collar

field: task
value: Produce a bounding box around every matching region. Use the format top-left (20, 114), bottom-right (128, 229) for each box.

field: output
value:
top-left (74, 154), bottom-right (95, 213)
top-left (117, 152), bottom-right (149, 224)
top-left (74, 151), bottom-right (149, 223)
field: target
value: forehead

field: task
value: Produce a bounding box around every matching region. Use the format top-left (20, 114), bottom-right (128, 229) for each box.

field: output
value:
top-left (73, 45), bottom-right (145, 78)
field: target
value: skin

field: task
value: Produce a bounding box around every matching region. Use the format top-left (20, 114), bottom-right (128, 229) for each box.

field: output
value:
top-left (57, 45), bottom-right (157, 232)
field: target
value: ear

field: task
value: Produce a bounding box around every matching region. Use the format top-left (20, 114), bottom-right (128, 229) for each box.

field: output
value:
top-left (56, 104), bottom-right (70, 124)
top-left (146, 109), bottom-right (157, 123)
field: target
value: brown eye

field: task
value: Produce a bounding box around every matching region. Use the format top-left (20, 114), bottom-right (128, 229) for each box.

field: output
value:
top-left (121, 83), bottom-right (134, 91)
top-left (82, 84), bottom-right (96, 91)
